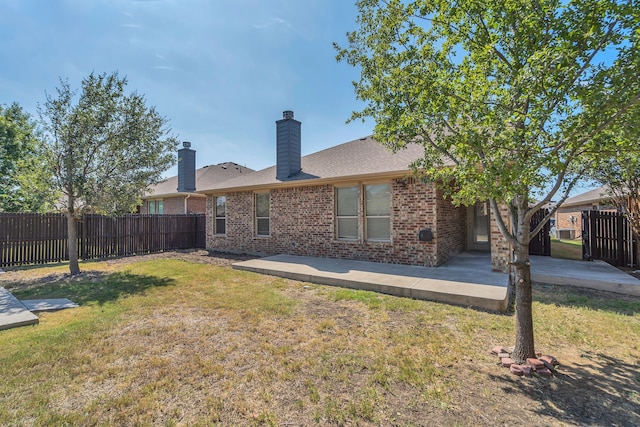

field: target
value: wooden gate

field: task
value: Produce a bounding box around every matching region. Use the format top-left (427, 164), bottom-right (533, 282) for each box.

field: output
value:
top-left (582, 210), bottom-right (637, 267)
top-left (529, 208), bottom-right (551, 256)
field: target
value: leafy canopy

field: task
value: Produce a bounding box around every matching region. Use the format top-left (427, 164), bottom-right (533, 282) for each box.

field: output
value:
top-left (39, 71), bottom-right (179, 216)
top-left (0, 103), bottom-right (53, 212)
top-left (336, 0), bottom-right (640, 230)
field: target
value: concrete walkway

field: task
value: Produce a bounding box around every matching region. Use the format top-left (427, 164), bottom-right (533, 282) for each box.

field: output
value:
top-left (234, 252), bottom-right (640, 312)
top-left (234, 252), bottom-right (510, 311)
top-left (0, 286), bottom-right (39, 331)
top-left (531, 255), bottom-right (640, 296)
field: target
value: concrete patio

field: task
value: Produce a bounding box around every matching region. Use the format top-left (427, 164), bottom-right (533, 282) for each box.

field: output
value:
top-left (234, 252), bottom-right (640, 311)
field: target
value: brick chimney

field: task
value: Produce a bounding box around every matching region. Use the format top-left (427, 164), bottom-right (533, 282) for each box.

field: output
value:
top-left (276, 110), bottom-right (301, 180)
top-left (177, 141), bottom-right (196, 192)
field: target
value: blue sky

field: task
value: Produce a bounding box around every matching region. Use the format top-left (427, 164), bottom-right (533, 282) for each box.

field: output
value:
top-left (0, 0), bottom-right (371, 177)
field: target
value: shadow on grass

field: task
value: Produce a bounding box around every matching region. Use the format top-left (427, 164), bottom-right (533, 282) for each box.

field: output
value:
top-left (533, 284), bottom-right (640, 315)
top-left (490, 352), bottom-right (640, 426)
top-left (9, 271), bottom-right (176, 306)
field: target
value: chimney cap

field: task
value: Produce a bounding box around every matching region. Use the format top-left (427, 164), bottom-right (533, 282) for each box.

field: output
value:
top-left (283, 110), bottom-right (294, 119)
top-left (182, 141), bottom-right (192, 148)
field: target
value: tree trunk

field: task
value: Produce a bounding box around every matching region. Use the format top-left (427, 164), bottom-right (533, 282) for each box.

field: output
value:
top-left (66, 212), bottom-right (81, 275)
top-left (512, 244), bottom-right (535, 362)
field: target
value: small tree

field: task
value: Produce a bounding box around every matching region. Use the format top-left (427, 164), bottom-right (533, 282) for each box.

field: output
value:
top-left (336, 0), bottom-right (640, 362)
top-left (39, 72), bottom-right (178, 275)
top-left (0, 103), bottom-right (53, 212)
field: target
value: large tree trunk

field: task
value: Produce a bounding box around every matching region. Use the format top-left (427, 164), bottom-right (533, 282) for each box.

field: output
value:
top-left (511, 201), bottom-right (535, 363)
top-left (512, 242), bottom-right (535, 363)
top-left (66, 212), bottom-right (81, 275)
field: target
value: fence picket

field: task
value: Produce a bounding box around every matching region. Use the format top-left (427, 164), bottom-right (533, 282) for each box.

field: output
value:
top-left (0, 213), bottom-right (206, 268)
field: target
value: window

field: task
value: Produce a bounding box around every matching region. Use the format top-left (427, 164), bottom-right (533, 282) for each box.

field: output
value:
top-left (215, 196), bottom-right (226, 235)
top-left (365, 184), bottom-right (390, 241)
top-left (336, 186), bottom-right (358, 239)
top-left (147, 199), bottom-right (163, 214)
top-left (256, 193), bottom-right (270, 236)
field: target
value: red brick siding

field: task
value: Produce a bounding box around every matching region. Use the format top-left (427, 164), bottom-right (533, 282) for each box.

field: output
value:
top-left (435, 186), bottom-right (466, 264)
top-left (490, 203), bottom-right (511, 272)
top-left (162, 196), bottom-right (186, 214)
top-left (206, 178), bottom-right (468, 267)
top-left (186, 196), bottom-right (206, 214)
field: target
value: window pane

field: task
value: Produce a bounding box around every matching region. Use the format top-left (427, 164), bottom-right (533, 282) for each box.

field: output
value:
top-left (157, 200), bottom-right (163, 214)
top-left (216, 218), bottom-right (226, 235)
top-left (367, 217), bottom-right (390, 240)
top-left (337, 218), bottom-right (358, 239)
top-left (256, 193), bottom-right (269, 217)
top-left (257, 218), bottom-right (269, 235)
top-left (366, 184), bottom-right (390, 216)
top-left (337, 187), bottom-right (358, 216)
top-left (216, 196), bottom-right (226, 217)
top-left (149, 202), bottom-right (155, 214)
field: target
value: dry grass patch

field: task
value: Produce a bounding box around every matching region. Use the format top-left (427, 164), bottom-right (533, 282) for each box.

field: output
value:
top-left (1, 254), bottom-right (639, 426)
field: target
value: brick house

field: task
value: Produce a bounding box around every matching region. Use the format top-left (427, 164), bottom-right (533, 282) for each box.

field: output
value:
top-left (554, 186), bottom-right (615, 239)
top-left (199, 111), bottom-right (511, 272)
top-left (140, 141), bottom-right (253, 214)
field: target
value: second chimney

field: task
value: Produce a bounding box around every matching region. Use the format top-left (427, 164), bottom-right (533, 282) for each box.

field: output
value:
top-left (276, 110), bottom-right (301, 180)
top-left (177, 141), bottom-right (196, 192)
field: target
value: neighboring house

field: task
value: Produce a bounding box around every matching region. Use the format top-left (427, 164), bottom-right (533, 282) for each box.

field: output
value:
top-left (554, 186), bottom-right (616, 239)
top-left (198, 111), bottom-right (511, 272)
top-left (140, 141), bottom-right (254, 214)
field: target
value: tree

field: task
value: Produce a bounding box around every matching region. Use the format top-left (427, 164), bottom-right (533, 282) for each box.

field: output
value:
top-left (336, 0), bottom-right (640, 362)
top-left (39, 72), bottom-right (179, 275)
top-left (0, 103), bottom-right (53, 212)
top-left (595, 151), bottom-right (640, 256)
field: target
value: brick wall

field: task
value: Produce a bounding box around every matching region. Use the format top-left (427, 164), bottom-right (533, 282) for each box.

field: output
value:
top-left (435, 185), bottom-right (466, 265)
top-left (490, 203), bottom-right (511, 272)
top-left (186, 196), bottom-right (206, 214)
top-left (163, 196), bottom-right (186, 214)
top-left (207, 178), bottom-right (471, 266)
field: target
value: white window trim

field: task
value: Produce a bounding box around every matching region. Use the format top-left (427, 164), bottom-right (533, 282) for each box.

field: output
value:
top-left (215, 195), bottom-right (226, 236)
top-left (255, 192), bottom-right (270, 237)
top-left (364, 183), bottom-right (391, 242)
top-left (335, 185), bottom-right (359, 241)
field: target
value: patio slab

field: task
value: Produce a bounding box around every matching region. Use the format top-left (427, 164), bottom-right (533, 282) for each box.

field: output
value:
top-left (531, 255), bottom-right (640, 296)
top-left (21, 299), bottom-right (79, 312)
top-left (0, 286), bottom-right (39, 331)
top-left (233, 253), bottom-right (510, 312)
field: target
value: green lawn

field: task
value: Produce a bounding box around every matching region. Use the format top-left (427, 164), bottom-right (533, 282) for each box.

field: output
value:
top-left (550, 237), bottom-right (583, 260)
top-left (0, 257), bottom-right (638, 426)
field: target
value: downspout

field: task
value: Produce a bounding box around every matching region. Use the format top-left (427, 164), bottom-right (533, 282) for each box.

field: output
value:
top-left (184, 194), bottom-right (191, 214)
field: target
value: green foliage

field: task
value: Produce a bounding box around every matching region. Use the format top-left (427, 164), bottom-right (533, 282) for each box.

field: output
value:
top-left (0, 103), bottom-right (54, 212)
top-left (38, 71), bottom-right (179, 217)
top-left (336, 0), bottom-right (640, 236)
top-left (336, 0), bottom-right (640, 359)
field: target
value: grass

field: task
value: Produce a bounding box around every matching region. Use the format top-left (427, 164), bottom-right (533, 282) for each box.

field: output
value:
top-left (550, 237), bottom-right (583, 260)
top-left (1, 257), bottom-right (639, 425)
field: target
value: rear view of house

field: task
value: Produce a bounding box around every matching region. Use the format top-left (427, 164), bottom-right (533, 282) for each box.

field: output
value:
top-left (199, 111), bottom-right (511, 272)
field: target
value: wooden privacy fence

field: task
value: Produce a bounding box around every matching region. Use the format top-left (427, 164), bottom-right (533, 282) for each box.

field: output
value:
top-left (0, 213), bottom-right (206, 268)
top-left (529, 208), bottom-right (551, 256)
top-left (582, 210), bottom-right (637, 267)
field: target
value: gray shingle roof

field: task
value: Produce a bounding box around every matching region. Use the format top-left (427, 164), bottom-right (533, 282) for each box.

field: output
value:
top-left (199, 136), bottom-right (428, 193)
top-left (562, 185), bottom-right (612, 207)
top-left (144, 162), bottom-right (254, 198)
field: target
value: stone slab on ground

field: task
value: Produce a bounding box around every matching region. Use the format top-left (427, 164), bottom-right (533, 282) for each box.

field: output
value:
top-left (0, 286), bottom-right (39, 331)
top-left (21, 299), bottom-right (79, 312)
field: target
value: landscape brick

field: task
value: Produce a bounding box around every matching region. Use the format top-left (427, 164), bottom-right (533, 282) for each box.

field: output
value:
top-left (501, 357), bottom-right (515, 367)
top-left (536, 367), bottom-right (553, 377)
top-left (526, 358), bottom-right (545, 370)
top-left (492, 345), bottom-right (506, 354)
top-left (539, 355), bottom-right (559, 366)
top-left (497, 352), bottom-right (511, 358)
